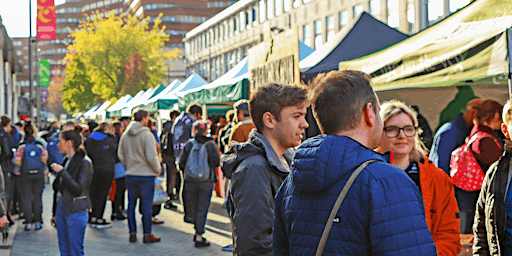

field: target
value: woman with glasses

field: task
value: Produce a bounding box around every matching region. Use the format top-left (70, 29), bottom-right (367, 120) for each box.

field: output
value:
top-left (376, 100), bottom-right (461, 256)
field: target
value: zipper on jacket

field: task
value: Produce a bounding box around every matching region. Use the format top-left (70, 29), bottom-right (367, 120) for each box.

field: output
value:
top-left (73, 196), bottom-right (87, 201)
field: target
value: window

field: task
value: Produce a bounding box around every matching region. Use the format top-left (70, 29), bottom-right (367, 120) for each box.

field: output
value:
top-left (259, 0), bottom-right (266, 23)
top-left (233, 18), bottom-right (237, 33)
top-left (283, 0), bottom-right (291, 13)
top-left (370, 0), bottom-right (380, 15)
top-left (246, 11), bottom-right (250, 27)
top-left (303, 0), bottom-right (310, 4)
top-left (387, 0), bottom-right (399, 28)
top-left (267, 0), bottom-right (273, 19)
top-left (314, 20), bottom-right (322, 49)
top-left (253, 8), bottom-right (257, 23)
top-left (326, 15), bottom-right (334, 42)
top-left (293, 0), bottom-right (300, 8)
top-left (275, 0), bottom-right (282, 16)
top-left (339, 11), bottom-right (348, 29)
top-left (353, 4), bottom-right (363, 18)
top-left (240, 12), bottom-right (245, 31)
top-left (303, 24), bottom-right (311, 47)
top-left (428, 0), bottom-right (443, 24)
top-left (449, 0), bottom-right (470, 13)
top-left (16, 50), bottom-right (22, 56)
top-left (407, 0), bottom-right (415, 33)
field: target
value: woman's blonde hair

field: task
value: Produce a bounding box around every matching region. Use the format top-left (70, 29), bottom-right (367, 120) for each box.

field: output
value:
top-left (379, 100), bottom-right (428, 162)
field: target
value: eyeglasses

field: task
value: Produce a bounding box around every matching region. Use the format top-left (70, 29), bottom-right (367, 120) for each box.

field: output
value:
top-left (384, 125), bottom-right (416, 138)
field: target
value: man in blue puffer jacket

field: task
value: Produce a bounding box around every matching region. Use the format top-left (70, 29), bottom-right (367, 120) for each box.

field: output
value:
top-left (273, 70), bottom-right (437, 255)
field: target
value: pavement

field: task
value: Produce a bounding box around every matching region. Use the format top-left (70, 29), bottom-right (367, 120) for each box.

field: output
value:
top-left (0, 177), bottom-right (233, 256)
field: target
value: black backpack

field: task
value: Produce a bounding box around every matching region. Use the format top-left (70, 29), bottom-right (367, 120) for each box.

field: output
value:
top-left (161, 130), bottom-right (174, 157)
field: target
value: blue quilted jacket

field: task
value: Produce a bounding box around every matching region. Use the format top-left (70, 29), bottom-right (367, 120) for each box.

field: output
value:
top-left (273, 135), bottom-right (437, 256)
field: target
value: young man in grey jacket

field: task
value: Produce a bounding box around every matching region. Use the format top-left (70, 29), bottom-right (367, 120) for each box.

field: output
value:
top-left (221, 84), bottom-right (309, 255)
top-left (118, 108), bottom-right (162, 244)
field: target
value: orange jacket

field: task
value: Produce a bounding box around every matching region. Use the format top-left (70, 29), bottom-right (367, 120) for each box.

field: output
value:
top-left (419, 156), bottom-right (461, 256)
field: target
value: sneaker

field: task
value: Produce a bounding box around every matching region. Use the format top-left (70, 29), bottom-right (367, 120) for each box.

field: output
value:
top-left (195, 237), bottom-right (210, 248)
top-left (94, 221), bottom-right (112, 229)
top-left (34, 222), bottom-right (42, 231)
top-left (24, 224), bottom-right (32, 231)
top-left (143, 234), bottom-right (161, 244)
top-left (163, 202), bottom-right (177, 211)
top-left (89, 221), bottom-right (97, 228)
top-left (129, 234), bottom-right (137, 243)
top-left (221, 244), bottom-right (233, 252)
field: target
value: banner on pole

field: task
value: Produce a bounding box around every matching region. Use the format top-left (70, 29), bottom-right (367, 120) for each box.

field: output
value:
top-left (39, 60), bottom-right (50, 87)
top-left (36, 0), bottom-right (56, 41)
top-left (41, 88), bottom-right (48, 104)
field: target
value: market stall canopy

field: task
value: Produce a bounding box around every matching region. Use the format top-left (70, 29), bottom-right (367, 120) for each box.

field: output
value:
top-left (300, 12), bottom-right (408, 80)
top-left (83, 103), bottom-right (101, 119)
top-left (144, 74), bottom-right (207, 112)
top-left (105, 94), bottom-right (132, 118)
top-left (108, 90), bottom-right (145, 118)
top-left (146, 80), bottom-right (182, 104)
top-left (135, 84), bottom-right (166, 107)
top-left (338, 0), bottom-right (512, 91)
top-left (178, 42), bottom-right (314, 109)
top-left (120, 88), bottom-right (155, 117)
top-left (88, 100), bottom-right (112, 120)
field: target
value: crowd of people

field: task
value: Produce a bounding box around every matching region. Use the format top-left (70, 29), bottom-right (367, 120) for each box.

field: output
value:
top-left (0, 70), bottom-right (510, 255)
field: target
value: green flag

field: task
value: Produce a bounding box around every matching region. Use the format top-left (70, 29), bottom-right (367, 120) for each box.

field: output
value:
top-left (39, 60), bottom-right (50, 87)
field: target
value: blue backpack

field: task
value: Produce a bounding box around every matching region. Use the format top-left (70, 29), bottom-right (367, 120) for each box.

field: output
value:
top-left (184, 140), bottom-right (210, 182)
top-left (21, 141), bottom-right (45, 173)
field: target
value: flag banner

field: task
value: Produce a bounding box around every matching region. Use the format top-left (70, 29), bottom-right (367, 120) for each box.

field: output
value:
top-left (39, 60), bottom-right (50, 87)
top-left (36, 0), bottom-right (56, 41)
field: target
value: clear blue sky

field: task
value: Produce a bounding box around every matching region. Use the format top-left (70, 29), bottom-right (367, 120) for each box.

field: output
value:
top-left (0, 0), bottom-right (66, 38)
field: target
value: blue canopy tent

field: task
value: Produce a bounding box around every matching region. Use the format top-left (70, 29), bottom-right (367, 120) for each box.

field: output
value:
top-left (299, 12), bottom-right (409, 81)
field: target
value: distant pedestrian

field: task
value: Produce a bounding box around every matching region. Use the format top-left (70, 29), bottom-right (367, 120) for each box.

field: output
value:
top-left (0, 115), bottom-right (15, 225)
top-left (14, 121), bottom-right (48, 231)
top-left (85, 122), bottom-right (117, 228)
top-left (161, 110), bottom-right (180, 210)
top-left (118, 108), bottom-right (162, 244)
top-left (179, 120), bottom-right (220, 247)
top-left (228, 100), bottom-right (255, 147)
top-left (111, 122), bottom-right (126, 221)
top-left (273, 71), bottom-right (436, 255)
top-left (51, 130), bottom-right (93, 256)
top-left (222, 83), bottom-right (309, 255)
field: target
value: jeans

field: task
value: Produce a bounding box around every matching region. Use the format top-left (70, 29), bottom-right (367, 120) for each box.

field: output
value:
top-left (126, 175), bottom-right (154, 236)
top-left (89, 169), bottom-right (114, 220)
top-left (19, 172), bottom-right (45, 223)
top-left (56, 200), bottom-right (88, 256)
top-left (455, 187), bottom-right (480, 234)
top-left (185, 181), bottom-right (213, 235)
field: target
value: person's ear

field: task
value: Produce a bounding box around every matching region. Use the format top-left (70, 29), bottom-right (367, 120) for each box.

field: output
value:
top-left (363, 103), bottom-right (375, 127)
top-left (502, 123), bottom-right (510, 139)
top-left (262, 112), bottom-right (275, 130)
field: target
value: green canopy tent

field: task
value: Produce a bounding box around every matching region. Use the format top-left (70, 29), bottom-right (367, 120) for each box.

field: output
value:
top-left (108, 90), bottom-right (146, 118)
top-left (105, 94), bottom-right (132, 119)
top-left (338, 0), bottom-right (512, 129)
top-left (142, 79), bottom-right (182, 112)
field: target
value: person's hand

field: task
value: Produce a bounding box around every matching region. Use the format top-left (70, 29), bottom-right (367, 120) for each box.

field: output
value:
top-left (51, 163), bottom-right (63, 173)
top-left (0, 215), bottom-right (8, 227)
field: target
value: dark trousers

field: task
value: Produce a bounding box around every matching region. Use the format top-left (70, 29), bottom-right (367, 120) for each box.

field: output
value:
top-left (181, 172), bottom-right (194, 223)
top-left (112, 177), bottom-right (126, 216)
top-left (89, 169), bottom-right (114, 220)
top-left (3, 170), bottom-right (14, 218)
top-left (126, 175), bottom-right (154, 236)
top-left (185, 181), bottom-right (213, 235)
top-left (455, 187), bottom-right (480, 234)
top-left (19, 172), bottom-right (45, 223)
top-left (163, 157), bottom-right (176, 196)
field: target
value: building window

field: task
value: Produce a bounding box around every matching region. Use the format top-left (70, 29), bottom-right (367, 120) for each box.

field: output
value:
top-left (303, 24), bottom-right (311, 47)
top-left (387, 0), bottom-right (399, 28)
top-left (259, 0), bottom-right (266, 23)
top-left (267, 0), bottom-right (273, 20)
top-left (246, 11), bottom-right (250, 27)
top-left (275, 0), bottom-right (282, 16)
top-left (240, 12), bottom-right (245, 31)
top-left (314, 20), bottom-right (322, 49)
top-left (293, 0), bottom-right (300, 8)
top-left (233, 18), bottom-right (237, 33)
top-left (353, 4), bottom-right (363, 18)
top-left (326, 15), bottom-right (334, 42)
top-left (339, 10), bottom-right (348, 29)
top-left (407, 0), bottom-right (415, 33)
top-left (449, 0), bottom-right (470, 13)
top-left (428, 0), bottom-right (443, 24)
top-left (303, 0), bottom-right (310, 4)
top-left (283, 0), bottom-right (291, 13)
top-left (253, 7), bottom-right (257, 23)
top-left (370, 0), bottom-right (380, 15)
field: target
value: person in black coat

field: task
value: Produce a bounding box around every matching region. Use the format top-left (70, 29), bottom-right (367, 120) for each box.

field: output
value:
top-left (84, 122), bottom-right (117, 228)
top-left (51, 130), bottom-right (93, 256)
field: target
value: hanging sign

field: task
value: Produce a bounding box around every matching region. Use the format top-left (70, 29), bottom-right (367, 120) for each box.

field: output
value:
top-left (36, 0), bottom-right (57, 41)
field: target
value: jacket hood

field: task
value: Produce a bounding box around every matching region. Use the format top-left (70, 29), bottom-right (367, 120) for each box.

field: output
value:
top-left (291, 135), bottom-right (386, 193)
top-left (126, 122), bottom-right (149, 136)
top-left (90, 131), bottom-right (108, 141)
top-left (221, 129), bottom-right (292, 177)
top-left (194, 134), bottom-right (214, 144)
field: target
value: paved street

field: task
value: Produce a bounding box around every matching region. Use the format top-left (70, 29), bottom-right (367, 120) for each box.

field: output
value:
top-left (1, 177), bottom-right (232, 256)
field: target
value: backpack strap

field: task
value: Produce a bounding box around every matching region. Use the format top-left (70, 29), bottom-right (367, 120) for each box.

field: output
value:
top-left (315, 159), bottom-right (378, 256)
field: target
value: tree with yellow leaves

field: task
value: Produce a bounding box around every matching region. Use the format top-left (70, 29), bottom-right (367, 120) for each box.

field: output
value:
top-left (61, 12), bottom-right (179, 113)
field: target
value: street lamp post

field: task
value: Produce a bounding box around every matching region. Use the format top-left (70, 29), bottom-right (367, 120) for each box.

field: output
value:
top-left (28, 0), bottom-right (33, 120)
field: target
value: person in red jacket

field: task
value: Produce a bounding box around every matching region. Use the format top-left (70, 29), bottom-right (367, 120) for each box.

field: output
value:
top-left (376, 100), bottom-right (461, 256)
